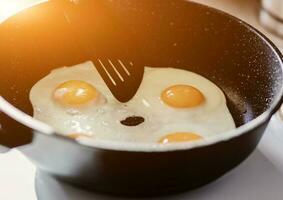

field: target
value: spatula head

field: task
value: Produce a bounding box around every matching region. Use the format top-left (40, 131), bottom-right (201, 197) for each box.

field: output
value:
top-left (93, 58), bottom-right (144, 102)
top-left (57, 0), bottom-right (145, 102)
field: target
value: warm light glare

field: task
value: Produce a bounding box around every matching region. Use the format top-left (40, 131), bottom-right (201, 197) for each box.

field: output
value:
top-left (0, 0), bottom-right (48, 23)
top-left (0, 1), bottom-right (20, 22)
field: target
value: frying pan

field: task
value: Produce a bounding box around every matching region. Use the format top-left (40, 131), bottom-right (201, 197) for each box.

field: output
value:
top-left (0, 0), bottom-right (283, 196)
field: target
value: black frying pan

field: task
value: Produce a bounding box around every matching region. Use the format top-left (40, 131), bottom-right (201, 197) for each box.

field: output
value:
top-left (0, 0), bottom-right (283, 196)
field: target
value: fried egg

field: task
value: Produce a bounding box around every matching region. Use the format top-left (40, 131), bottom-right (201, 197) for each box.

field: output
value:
top-left (30, 61), bottom-right (236, 144)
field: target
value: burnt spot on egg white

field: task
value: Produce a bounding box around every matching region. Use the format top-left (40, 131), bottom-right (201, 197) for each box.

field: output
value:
top-left (120, 116), bottom-right (145, 126)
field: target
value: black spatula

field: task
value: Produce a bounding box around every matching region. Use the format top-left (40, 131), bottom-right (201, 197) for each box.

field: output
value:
top-left (57, 0), bottom-right (144, 102)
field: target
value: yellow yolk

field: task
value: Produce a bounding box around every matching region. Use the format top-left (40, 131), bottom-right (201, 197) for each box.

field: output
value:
top-left (68, 133), bottom-right (91, 139)
top-left (161, 85), bottom-right (205, 108)
top-left (68, 134), bottom-right (82, 139)
top-left (159, 132), bottom-right (203, 144)
top-left (53, 80), bottom-right (98, 106)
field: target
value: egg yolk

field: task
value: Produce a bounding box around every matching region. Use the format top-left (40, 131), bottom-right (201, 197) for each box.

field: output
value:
top-left (159, 132), bottom-right (202, 144)
top-left (68, 133), bottom-right (91, 139)
top-left (68, 134), bottom-right (82, 139)
top-left (161, 85), bottom-right (205, 108)
top-left (53, 80), bottom-right (98, 106)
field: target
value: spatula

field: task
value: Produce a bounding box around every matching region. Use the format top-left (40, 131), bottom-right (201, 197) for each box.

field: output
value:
top-left (56, 0), bottom-right (144, 102)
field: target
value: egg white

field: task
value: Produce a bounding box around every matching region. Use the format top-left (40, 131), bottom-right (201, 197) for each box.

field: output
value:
top-left (30, 61), bottom-right (236, 143)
